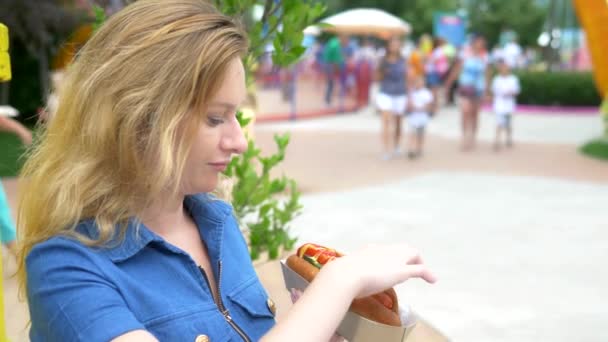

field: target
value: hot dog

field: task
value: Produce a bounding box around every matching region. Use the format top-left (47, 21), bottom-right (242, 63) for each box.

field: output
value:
top-left (286, 243), bottom-right (402, 327)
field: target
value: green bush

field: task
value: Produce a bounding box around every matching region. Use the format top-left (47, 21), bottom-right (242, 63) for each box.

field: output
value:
top-left (0, 132), bottom-right (28, 177)
top-left (8, 40), bottom-right (44, 126)
top-left (515, 71), bottom-right (602, 107)
top-left (580, 137), bottom-right (608, 161)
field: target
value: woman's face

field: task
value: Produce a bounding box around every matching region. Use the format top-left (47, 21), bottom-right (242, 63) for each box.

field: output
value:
top-left (388, 38), bottom-right (401, 55)
top-left (473, 37), bottom-right (486, 53)
top-left (179, 57), bottom-right (248, 195)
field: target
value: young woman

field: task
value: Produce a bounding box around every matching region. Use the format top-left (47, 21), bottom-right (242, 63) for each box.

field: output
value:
top-left (376, 37), bottom-right (409, 160)
top-left (444, 35), bottom-right (492, 150)
top-left (17, 1), bottom-right (436, 341)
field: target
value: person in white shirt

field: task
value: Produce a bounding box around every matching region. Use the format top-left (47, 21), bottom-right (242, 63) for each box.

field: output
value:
top-left (490, 59), bottom-right (520, 150)
top-left (406, 75), bottom-right (434, 159)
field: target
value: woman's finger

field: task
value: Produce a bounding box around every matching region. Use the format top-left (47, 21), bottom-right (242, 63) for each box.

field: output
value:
top-left (402, 264), bottom-right (437, 284)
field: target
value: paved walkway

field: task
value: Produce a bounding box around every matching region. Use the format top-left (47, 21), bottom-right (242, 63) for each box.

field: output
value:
top-left (284, 173), bottom-right (608, 341)
top-left (258, 104), bottom-right (603, 145)
top-left (252, 105), bottom-right (608, 341)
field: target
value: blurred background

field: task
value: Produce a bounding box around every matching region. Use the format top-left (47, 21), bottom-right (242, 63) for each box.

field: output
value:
top-left (1, 0), bottom-right (607, 341)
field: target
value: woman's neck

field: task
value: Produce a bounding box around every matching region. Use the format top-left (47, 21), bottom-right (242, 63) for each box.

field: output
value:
top-left (386, 53), bottom-right (399, 61)
top-left (140, 193), bottom-right (189, 236)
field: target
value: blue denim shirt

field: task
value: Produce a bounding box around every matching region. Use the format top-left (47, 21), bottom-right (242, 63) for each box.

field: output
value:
top-left (26, 195), bottom-right (276, 341)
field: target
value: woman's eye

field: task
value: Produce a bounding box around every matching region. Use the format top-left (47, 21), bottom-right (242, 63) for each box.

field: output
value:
top-left (207, 116), bottom-right (224, 126)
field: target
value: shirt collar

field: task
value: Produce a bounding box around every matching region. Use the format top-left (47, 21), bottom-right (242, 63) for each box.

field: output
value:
top-left (94, 194), bottom-right (232, 263)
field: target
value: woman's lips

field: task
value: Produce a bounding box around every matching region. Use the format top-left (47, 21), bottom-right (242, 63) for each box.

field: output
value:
top-left (209, 161), bottom-right (229, 172)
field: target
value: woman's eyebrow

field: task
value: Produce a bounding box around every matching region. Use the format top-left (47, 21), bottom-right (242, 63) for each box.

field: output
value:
top-left (208, 98), bottom-right (246, 109)
top-left (208, 101), bottom-right (237, 109)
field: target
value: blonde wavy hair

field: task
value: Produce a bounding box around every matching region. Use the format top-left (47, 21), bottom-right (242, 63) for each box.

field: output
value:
top-left (17, 0), bottom-right (248, 291)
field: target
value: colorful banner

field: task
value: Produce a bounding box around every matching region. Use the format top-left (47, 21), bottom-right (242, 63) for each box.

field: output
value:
top-left (433, 12), bottom-right (467, 48)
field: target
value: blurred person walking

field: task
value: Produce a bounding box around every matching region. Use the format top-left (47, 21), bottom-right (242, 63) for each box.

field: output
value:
top-left (444, 35), bottom-right (492, 151)
top-left (322, 35), bottom-right (348, 106)
top-left (354, 38), bottom-right (376, 109)
top-left (0, 249), bottom-right (7, 342)
top-left (0, 116), bottom-right (30, 342)
top-left (425, 37), bottom-right (450, 115)
top-left (408, 36), bottom-right (430, 80)
top-left (490, 59), bottom-right (520, 150)
top-left (406, 74), bottom-right (433, 159)
top-left (376, 36), bottom-right (409, 160)
top-left (0, 115), bottom-right (32, 258)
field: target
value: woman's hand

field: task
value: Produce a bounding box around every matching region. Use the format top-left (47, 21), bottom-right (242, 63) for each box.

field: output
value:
top-left (322, 243), bottom-right (437, 299)
top-left (19, 129), bottom-right (33, 146)
top-left (263, 244), bottom-right (434, 342)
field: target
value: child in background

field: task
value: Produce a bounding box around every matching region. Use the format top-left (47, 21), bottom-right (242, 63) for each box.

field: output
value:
top-left (491, 59), bottom-right (520, 150)
top-left (407, 75), bottom-right (433, 159)
top-left (0, 115), bottom-right (32, 258)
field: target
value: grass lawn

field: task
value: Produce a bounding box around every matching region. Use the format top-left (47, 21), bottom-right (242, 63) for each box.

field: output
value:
top-left (580, 136), bottom-right (608, 161)
top-left (0, 131), bottom-right (29, 177)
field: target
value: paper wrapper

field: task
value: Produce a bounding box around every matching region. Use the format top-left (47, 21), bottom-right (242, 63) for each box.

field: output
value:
top-left (281, 260), bottom-right (417, 342)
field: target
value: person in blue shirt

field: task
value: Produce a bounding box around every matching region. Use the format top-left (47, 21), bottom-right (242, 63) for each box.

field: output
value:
top-left (444, 35), bottom-right (492, 151)
top-left (16, 1), bottom-right (436, 341)
top-left (0, 115), bottom-right (32, 258)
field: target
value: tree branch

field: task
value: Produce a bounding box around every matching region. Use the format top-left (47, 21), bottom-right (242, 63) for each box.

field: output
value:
top-left (249, 10), bottom-right (286, 57)
top-left (260, 0), bottom-right (274, 24)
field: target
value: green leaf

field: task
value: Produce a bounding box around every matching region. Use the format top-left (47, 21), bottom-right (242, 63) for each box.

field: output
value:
top-left (268, 238), bottom-right (280, 259)
top-left (311, 3), bottom-right (327, 19)
top-left (223, 158), bottom-right (236, 177)
top-left (259, 202), bottom-right (274, 217)
top-left (289, 45), bottom-right (306, 58)
top-left (274, 133), bottom-right (290, 150)
top-left (92, 6), bottom-right (106, 31)
top-left (227, 0), bottom-right (320, 261)
top-left (250, 246), bottom-right (260, 260)
top-left (243, 140), bottom-right (260, 159)
top-left (292, 31), bottom-right (304, 46)
top-left (250, 188), bottom-right (268, 207)
top-left (236, 110), bottom-right (252, 128)
top-left (268, 15), bottom-right (278, 32)
top-left (283, 0), bottom-right (298, 13)
top-left (269, 179), bottom-right (287, 193)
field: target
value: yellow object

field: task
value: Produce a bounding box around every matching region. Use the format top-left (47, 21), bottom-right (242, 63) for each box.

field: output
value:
top-left (0, 21), bottom-right (10, 342)
top-left (0, 251), bottom-right (8, 342)
top-left (195, 334), bottom-right (209, 342)
top-left (266, 297), bottom-right (276, 316)
top-left (0, 23), bottom-right (11, 82)
top-left (409, 50), bottom-right (425, 78)
top-left (573, 0), bottom-right (608, 95)
top-left (0, 53), bottom-right (10, 82)
top-left (0, 24), bottom-right (7, 51)
top-left (419, 34), bottom-right (433, 55)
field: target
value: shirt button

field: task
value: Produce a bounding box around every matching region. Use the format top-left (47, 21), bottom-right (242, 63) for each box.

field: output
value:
top-left (195, 334), bottom-right (209, 342)
top-left (267, 298), bottom-right (276, 316)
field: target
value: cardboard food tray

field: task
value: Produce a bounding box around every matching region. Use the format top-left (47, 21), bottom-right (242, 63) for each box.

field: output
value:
top-left (280, 260), bottom-right (416, 342)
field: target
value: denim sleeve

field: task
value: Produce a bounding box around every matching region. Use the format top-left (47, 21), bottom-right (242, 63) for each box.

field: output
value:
top-left (26, 237), bottom-right (147, 342)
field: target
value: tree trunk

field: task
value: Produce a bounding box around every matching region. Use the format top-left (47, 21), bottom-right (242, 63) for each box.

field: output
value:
top-left (0, 82), bottom-right (8, 105)
top-left (39, 47), bottom-right (49, 105)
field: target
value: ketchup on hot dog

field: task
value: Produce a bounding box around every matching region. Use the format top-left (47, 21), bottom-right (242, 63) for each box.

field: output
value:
top-left (289, 243), bottom-right (400, 325)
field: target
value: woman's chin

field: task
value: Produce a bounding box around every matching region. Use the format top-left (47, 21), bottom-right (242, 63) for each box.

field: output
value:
top-left (184, 179), bottom-right (218, 195)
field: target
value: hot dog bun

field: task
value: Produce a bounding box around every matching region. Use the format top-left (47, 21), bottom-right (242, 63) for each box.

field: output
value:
top-left (286, 253), bottom-right (402, 326)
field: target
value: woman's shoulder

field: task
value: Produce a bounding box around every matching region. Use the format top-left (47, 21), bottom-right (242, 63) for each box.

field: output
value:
top-left (26, 225), bottom-right (107, 272)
